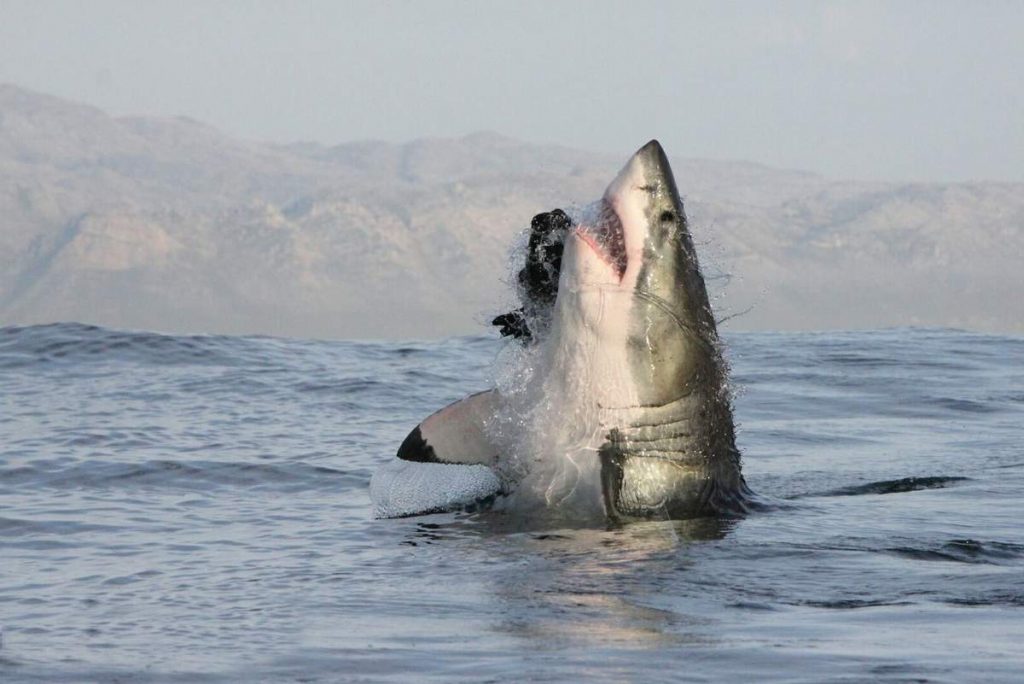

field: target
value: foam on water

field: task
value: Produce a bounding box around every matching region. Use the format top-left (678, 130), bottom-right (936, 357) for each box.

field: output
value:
top-left (369, 459), bottom-right (502, 518)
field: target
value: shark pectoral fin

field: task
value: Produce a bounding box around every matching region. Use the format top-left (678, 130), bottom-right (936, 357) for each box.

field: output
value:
top-left (377, 390), bottom-right (501, 518)
top-left (397, 390), bottom-right (499, 467)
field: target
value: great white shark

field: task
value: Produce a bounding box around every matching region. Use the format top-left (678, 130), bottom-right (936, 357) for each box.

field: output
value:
top-left (381, 140), bottom-right (750, 521)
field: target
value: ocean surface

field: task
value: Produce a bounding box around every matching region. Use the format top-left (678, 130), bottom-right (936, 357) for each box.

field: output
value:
top-left (1, 322), bottom-right (1022, 683)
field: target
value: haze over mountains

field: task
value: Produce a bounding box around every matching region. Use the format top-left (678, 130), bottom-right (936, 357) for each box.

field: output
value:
top-left (1, 84), bottom-right (1021, 339)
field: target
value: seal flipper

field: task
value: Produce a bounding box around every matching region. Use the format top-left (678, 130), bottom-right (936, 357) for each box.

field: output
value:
top-left (397, 390), bottom-right (498, 466)
top-left (491, 309), bottom-right (531, 341)
top-left (491, 209), bottom-right (569, 344)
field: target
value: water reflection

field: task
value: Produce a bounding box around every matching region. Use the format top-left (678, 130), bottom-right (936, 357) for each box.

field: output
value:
top-left (403, 515), bottom-right (737, 651)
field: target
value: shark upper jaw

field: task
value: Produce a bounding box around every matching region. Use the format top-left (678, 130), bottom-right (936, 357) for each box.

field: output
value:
top-left (573, 199), bottom-right (627, 281)
top-left (572, 140), bottom-right (662, 287)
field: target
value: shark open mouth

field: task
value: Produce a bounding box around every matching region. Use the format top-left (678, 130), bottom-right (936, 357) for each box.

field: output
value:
top-left (575, 198), bottom-right (627, 280)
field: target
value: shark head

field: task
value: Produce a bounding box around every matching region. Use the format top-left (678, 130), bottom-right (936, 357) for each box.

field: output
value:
top-left (552, 140), bottom-right (725, 409)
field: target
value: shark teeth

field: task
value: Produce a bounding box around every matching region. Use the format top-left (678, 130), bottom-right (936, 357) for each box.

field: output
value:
top-left (575, 198), bottom-right (627, 280)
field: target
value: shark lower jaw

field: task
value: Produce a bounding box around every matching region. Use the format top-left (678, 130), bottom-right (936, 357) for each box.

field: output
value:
top-left (573, 199), bottom-right (628, 281)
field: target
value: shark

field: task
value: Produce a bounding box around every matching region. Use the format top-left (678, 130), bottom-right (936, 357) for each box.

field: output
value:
top-left (376, 140), bottom-right (750, 521)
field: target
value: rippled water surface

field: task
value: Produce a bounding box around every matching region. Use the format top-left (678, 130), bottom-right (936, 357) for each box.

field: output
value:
top-left (2, 323), bottom-right (1023, 682)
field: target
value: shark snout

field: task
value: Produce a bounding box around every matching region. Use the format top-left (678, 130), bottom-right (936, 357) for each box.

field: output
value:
top-left (636, 139), bottom-right (668, 171)
top-left (631, 139), bottom-right (676, 199)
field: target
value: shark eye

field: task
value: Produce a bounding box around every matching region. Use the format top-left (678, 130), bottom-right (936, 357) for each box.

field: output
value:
top-left (660, 210), bottom-right (675, 223)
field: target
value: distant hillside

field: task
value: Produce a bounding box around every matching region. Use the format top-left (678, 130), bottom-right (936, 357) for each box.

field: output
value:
top-left (1, 84), bottom-right (1021, 338)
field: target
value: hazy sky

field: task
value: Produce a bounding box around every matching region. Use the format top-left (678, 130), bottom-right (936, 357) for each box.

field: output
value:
top-left (1, 0), bottom-right (1021, 182)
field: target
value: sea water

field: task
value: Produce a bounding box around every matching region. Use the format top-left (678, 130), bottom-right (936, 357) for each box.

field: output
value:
top-left (1, 323), bottom-right (1022, 682)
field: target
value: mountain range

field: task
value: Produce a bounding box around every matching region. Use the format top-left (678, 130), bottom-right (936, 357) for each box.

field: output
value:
top-left (2, 84), bottom-right (1021, 338)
